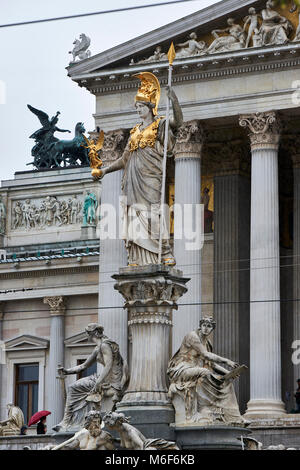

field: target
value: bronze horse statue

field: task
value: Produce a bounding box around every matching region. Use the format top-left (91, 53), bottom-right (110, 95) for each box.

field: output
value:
top-left (49, 122), bottom-right (89, 167)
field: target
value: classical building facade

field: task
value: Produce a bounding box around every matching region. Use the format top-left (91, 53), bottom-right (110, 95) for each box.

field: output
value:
top-left (1, 0), bottom-right (300, 446)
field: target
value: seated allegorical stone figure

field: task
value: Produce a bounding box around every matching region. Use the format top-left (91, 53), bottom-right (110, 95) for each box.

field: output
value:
top-left (53, 323), bottom-right (128, 432)
top-left (167, 317), bottom-right (247, 426)
top-left (103, 412), bottom-right (178, 450)
top-left (0, 404), bottom-right (24, 436)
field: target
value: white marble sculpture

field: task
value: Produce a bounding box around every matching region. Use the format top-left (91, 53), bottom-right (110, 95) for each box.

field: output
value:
top-left (176, 32), bottom-right (207, 57)
top-left (243, 7), bottom-right (261, 48)
top-left (51, 410), bottom-right (115, 450)
top-left (53, 323), bottom-right (128, 432)
top-left (205, 18), bottom-right (246, 54)
top-left (129, 1), bottom-right (297, 65)
top-left (259, 0), bottom-right (293, 45)
top-left (103, 412), bottom-right (178, 450)
top-left (135, 45), bottom-right (167, 64)
top-left (69, 34), bottom-right (91, 63)
top-left (94, 72), bottom-right (183, 266)
top-left (0, 404), bottom-right (24, 436)
top-left (12, 194), bottom-right (83, 231)
top-left (167, 317), bottom-right (247, 426)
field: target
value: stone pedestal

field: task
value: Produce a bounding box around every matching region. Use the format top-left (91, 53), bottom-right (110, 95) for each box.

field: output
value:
top-left (173, 121), bottom-right (203, 353)
top-left (175, 425), bottom-right (252, 450)
top-left (113, 264), bottom-right (189, 439)
top-left (239, 112), bottom-right (285, 418)
top-left (43, 296), bottom-right (66, 432)
top-left (80, 224), bottom-right (96, 239)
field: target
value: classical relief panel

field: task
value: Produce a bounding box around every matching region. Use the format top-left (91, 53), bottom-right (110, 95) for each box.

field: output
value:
top-left (11, 194), bottom-right (84, 231)
top-left (129, 1), bottom-right (300, 65)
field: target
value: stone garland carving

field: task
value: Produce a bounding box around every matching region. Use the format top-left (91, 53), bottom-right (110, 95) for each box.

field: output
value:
top-left (130, 1), bottom-right (298, 64)
top-left (167, 316), bottom-right (248, 426)
top-left (239, 111), bottom-right (281, 149)
top-left (12, 194), bottom-right (83, 231)
top-left (69, 33), bottom-right (91, 64)
top-left (0, 195), bottom-right (6, 235)
top-left (53, 323), bottom-right (129, 432)
top-left (103, 412), bottom-right (179, 450)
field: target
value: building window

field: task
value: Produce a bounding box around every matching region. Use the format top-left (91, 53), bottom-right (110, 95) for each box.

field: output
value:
top-left (77, 359), bottom-right (97, 379)
top-left (15, 363), bottom-right (39, 424)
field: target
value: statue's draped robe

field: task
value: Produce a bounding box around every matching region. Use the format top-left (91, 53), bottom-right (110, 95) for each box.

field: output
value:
top-left (120, 118), bottom-right (175, 265)
top-left (56, 338), bottom-right (126, 431)
top-left (167, 331), bottom-right (243, 424)
top-left (0, 406), bottom-right (24, 436)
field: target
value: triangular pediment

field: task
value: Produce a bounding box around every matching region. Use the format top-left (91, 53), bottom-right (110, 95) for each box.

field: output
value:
top-left (64, 331), bottom-right (94, 348)
top-left (5, 335), bottom-right (49, 351)
top-left (68, 0), bottom-right (300, 79)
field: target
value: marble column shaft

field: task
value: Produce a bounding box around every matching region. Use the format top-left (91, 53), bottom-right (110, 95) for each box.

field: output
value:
top-left (213, 170), bottom-right (250, 412)
top-left (43, 296), bottom-right (66, 431)
top-left (98, 130), bottom-right (128, 360)
top-left (239, 112), bottom-right (285, 417)
top-left (173, 121), bottom-right (203, 353)
top-left (292, 154), bottom-right (300, 386)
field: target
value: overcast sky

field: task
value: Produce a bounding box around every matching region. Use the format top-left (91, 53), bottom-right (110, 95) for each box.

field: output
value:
top-left (0, 0), bottom-right (218, 181)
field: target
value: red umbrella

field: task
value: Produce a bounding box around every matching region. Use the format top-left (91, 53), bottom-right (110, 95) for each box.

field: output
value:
top-left (28, 410), bottom-right (51, 427)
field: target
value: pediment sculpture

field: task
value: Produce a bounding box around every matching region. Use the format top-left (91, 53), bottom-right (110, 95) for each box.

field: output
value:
top-left (130, 1), bottom-right (299, 65)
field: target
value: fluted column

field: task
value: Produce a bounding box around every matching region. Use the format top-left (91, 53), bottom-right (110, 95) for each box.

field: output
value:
top-left (239, 112), bottom-right (285, 417)
top-left (0, 303), bottom-right (4, 420)
top-left (43, 296), bottom-right (66, 431)
top-left (213, 144), bottom-right (250, 412)
top-left (292, 151), bottom-right (300, 386)
top-left (173, 121), bottom-right (203, 353)
top-left (98, 130), bottom-right (128, 359)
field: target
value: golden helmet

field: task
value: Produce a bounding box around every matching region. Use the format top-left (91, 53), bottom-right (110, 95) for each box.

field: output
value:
top-left (133, 72), bottom-right (161, 116)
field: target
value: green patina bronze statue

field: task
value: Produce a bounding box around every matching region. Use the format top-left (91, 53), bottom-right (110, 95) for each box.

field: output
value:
top-left (82, 191), bottom-right (98, 227)
top-left (27, 104), bottom-right (89, 169)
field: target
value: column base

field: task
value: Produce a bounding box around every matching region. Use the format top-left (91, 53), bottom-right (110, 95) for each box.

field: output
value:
top-left (244, 399), bottom-right (286, 419)
top-left (116, 403), bottom-right (175, 441)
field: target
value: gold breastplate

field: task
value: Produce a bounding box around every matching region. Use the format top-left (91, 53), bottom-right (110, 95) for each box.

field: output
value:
top-left (129, 117), bottom-right (163, 152)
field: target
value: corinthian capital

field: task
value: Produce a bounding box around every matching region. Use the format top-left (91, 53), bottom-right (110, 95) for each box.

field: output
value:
top-left (174, 120), bottom-right (204, 157)
top-left (43, 296), bottom-right (66, 316)
top-left (239, 112), bottom-right (281, 151)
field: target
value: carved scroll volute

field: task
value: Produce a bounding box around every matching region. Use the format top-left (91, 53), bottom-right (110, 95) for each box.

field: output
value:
top-left (239, 112), bottom-right (281, 151)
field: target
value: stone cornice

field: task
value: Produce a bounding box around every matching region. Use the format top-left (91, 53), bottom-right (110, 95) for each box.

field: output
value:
top-left (67, 0), bottom-right (263, 77)
top-left (0, 264), bottom-right (98, 280)
top-left (72, 44), bottom-right (300, 95)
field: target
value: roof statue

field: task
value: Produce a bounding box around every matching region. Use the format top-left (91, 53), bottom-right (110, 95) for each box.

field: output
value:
top-left (27, 105), bottom-right (89, 169)
top-left (69, 33), bottom-right (91, 64)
